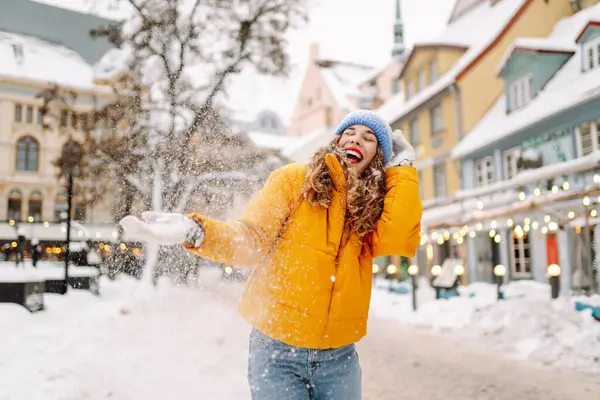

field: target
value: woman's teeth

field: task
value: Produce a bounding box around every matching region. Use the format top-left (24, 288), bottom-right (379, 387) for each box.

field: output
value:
top-left (346, 150), bottom-right (362, 164)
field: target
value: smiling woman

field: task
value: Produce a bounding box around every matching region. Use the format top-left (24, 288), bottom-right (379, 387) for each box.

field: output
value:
top-left (120, 109), bottom-right (422, 400)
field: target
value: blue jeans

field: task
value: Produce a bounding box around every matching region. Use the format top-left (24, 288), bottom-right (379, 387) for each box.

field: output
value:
top-left (247, 328), bottom-right (362, 400)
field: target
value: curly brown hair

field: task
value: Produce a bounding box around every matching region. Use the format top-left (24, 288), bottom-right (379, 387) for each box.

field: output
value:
top-left (302, 137), bottom-right (387, 239)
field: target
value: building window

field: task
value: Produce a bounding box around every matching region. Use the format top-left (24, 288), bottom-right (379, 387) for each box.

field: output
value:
top-left (54, 193), bottom-right (68, 222)
top-left (409, 118), bottom-right (420, 157)
top-left (583, 37), bottom-right (600, 71)
top-left (16, 136), bottom-right (39, 172)
top-left (429, 104), bottom-right (444, 134)
top-left (325, 107), bottom-right (334, 127)
top-left (407, 81), bottom-right (415, 98)
top-left (60, 110), bottom-right (68, 127)
top-left (74, 203), bottom-right (87, 221)
top-left (37, 108), bottom-right (44, 124)
top-left (80, 114), bottom-right (89, 131)
top-left (509, 75), bottom-right (532, 110)
top-left (71, 112), bottom-right (78, 129)
top-left (510, 233), bottom-right (531, 278)
top-left (409, 118), bottom-right (420, 144)
top-left (7, 189), bottom-right (22, 222)
top-left (14, 104), bottom-right (22, 122)
top-left (433, 163), bottom-right (447, 198)
top-left (576, 119), bottom-right (600, 156)
top-left (503, 147), bottom-right (521, 180)
top-left (418, 69), bottom-right (426, 91)
top-left (28, 190), bottom-right (43, 222)
top-left (392, 79), bottom-right (399, 94)
top-left (430, 59), bottom-right (438, 83)
top-left (475, 156), bottom-right (494, 185)
top-left (25, 105), bottom-right (34, 123)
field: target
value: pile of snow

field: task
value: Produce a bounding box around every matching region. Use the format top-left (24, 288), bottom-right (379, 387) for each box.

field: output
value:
top-left (0, 268), bottom-right (252, 399)
top-left (371, 279), bottom-right (600, 374)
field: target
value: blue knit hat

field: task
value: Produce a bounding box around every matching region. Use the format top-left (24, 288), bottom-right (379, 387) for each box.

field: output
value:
top-left (334, 110), bottom-right (394, 163)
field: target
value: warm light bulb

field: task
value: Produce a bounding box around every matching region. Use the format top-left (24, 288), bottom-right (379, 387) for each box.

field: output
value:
top-left (534, 188), bottom-right (541, 196)
top-left (562, 181), bottom-right (570, 191)
top-left (506, 218), bottom-right (514, 227)
top-left (518, 191), bottom-right (526, 201)
top-left (583, 196), bottom-right (591, 206)
top-left (568, 211), bottom-right (575, 219)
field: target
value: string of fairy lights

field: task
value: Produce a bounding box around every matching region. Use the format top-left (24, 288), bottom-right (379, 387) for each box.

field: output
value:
top-left (421, 172), bottom-right (600, 247)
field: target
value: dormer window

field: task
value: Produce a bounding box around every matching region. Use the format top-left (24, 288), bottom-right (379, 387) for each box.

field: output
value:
top-left (582, 37), bottom-right (600, 71)
top-left (509, 74), bottom-right (531, 111)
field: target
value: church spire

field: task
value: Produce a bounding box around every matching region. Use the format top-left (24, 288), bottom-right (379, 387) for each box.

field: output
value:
top-left (392, 0), bottom-right (405, 60)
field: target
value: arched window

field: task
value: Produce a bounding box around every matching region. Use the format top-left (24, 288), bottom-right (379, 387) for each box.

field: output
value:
top-left (28, 190), bottom-right (43, 222)
top-left (54, 193), bottom-right (68, 222)
top-left (7, 189), bottom-right (22, 222)
top-left (16, 136), bottom-right (39, 171)
top-left (74, 202), bottom-right (87, 222)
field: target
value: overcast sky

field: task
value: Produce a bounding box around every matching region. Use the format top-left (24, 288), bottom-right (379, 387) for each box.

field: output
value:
top-left (232, 0), bottom-right (455, 122)
top-left (33, 0), bottom-right (456, 121)
top-left (289, 0), bottom-right (454, 68)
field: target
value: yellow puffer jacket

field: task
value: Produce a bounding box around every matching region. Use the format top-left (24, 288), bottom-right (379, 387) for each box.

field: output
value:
top-left (186, 154), bottom-right (422, 349)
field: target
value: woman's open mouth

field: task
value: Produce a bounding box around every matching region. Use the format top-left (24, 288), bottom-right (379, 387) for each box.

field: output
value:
top-left (345, 148), bottom-right (363, 164)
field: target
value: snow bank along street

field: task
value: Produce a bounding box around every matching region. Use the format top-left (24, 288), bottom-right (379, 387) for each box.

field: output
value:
top-left (1, 268), bottom-right (599, 400)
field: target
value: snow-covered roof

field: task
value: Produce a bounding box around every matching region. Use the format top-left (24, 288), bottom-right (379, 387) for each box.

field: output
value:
top-left (220, 69), bottom-right (301, 126)
top-left (356, 60), bottom-right (397, 87)
top-left (0, 31), bottom-right (105, 91)
top-left (387, 0), bottom-right (528, 123)
top-left (317, 60), bottom-right (377, 110)
top-left (31, 0), bottom-right (128, 20)
top-left (375, 90), bottom-right (406, 123)
top-left (281, 127), bottom-right (330, 164)
top-left (453, 4), bottom-right (600, 159)
top-left (245, 131), bottom-right (299, 151)
top-left (496, 38), bottom-right (577, 76)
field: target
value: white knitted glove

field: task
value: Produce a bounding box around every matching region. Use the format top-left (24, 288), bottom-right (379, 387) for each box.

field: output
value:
top-left (390, 129), bottom-right (415, 165)
top-left (119, 212), bottom-right (204, 247)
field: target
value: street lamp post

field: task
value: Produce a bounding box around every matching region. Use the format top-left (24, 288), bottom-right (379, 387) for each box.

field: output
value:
top-left (493, 264), bottom-right (506, 300)
top-left (408, 264), bottom-right (419, 311)
top-left (548, 264), bottom-right (561, 299)
top-left (60, 141), bottom-right (82, 295)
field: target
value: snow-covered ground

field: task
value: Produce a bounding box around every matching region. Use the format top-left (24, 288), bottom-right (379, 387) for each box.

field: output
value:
top-left (1, 267), bottom-right (600, 399)
top-left (0, 268), bottom-right (252, 400)
top-left (370, 277), bottom-right (600, 374)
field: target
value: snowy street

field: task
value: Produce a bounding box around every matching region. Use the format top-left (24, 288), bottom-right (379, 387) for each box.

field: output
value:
top-left (2, 268), bottom-right (599, 400)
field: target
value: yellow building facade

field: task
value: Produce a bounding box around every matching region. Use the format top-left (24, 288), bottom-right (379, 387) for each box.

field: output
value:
top-left (391, 0), bottom-right (574, 205)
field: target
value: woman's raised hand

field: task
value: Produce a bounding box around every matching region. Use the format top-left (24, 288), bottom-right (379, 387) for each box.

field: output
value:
top-left (119, 212), bottom-right (205, 247)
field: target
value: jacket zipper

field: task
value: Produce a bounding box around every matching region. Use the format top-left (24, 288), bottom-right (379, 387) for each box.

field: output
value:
top-left (320, 241), bottom-right (343, 349)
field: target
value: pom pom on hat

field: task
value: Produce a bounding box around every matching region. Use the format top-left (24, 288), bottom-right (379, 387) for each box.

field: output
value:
top-left (334, 110), bottom-right (394, 163)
